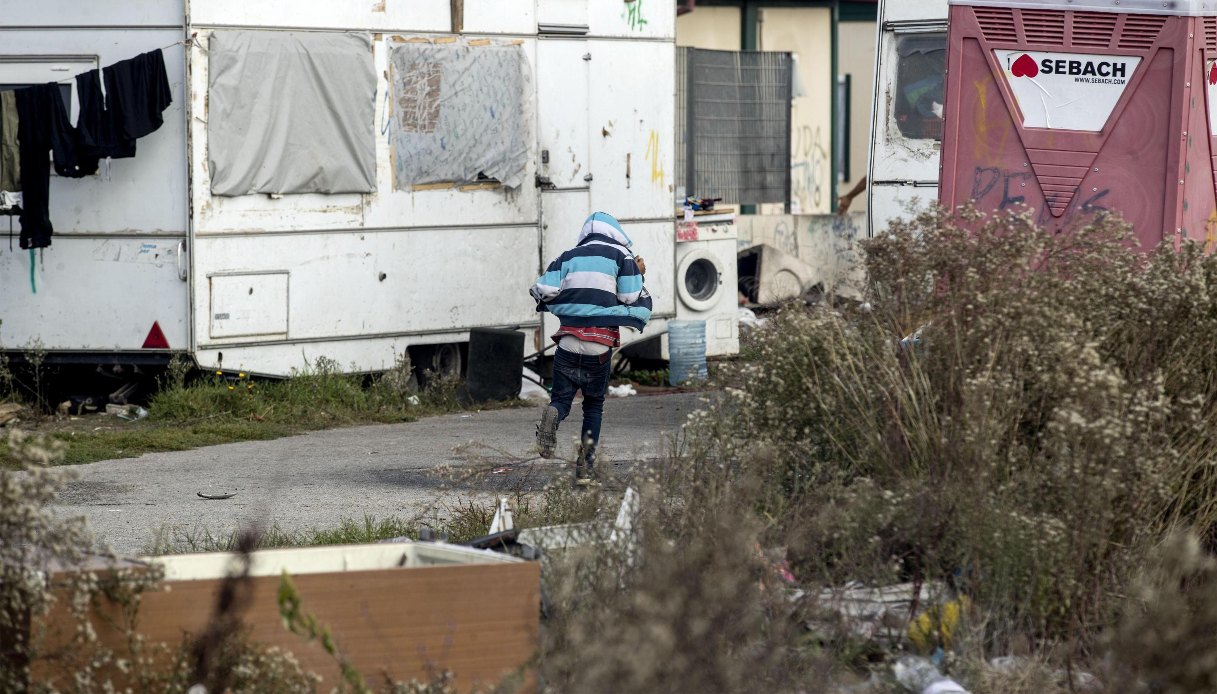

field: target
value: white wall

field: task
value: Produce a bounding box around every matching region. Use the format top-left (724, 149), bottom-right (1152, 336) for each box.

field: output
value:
top-left (838, 20), bottom-right (877, 213)
top-left (676, 7), bottom-right (742, 50)
top-left (760, 7), bottom-right (833, 215)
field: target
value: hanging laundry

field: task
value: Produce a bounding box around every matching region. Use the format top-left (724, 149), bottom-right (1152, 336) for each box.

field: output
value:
top-left (14, 84), bottom-right (98, 248)
top-left (10, 49), bottom-right (171, 250)
top-left (75, 69), bottom-right (136, 160)
top-left (0, 90), bottom-right (20, 194)
top-left (105, 49), bottom-right (172, 140)
top-left (15, 85), bottom-right (55, 249)
top-left (49, 85), bottom-right (100, 179)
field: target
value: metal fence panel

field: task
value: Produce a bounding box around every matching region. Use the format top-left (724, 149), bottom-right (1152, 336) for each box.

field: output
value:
top-left (676, 48), bottom-right (792, 206)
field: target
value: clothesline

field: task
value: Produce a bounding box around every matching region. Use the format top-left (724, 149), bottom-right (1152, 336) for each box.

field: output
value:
top-left (47, 33), bottom-right (201, 86)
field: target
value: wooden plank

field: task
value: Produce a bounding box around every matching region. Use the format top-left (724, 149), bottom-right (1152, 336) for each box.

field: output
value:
top-left (32, 561), bottom-right (540, 693)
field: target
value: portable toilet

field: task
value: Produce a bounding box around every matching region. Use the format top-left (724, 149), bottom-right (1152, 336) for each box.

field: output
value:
top-left (939, 0), bottom-right (1217, 250)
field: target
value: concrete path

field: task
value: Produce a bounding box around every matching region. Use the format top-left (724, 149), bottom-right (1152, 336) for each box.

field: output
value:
top-left (51, 392), bottom-right (703, 556)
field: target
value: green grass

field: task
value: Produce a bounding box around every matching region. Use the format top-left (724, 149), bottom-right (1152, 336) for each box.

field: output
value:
top-left (623, 368), bottom-right (669, 387)
top-left (56, 420), bottom-right (299, 466)
top-left (142, 485), bottom-right (600, 556)
top-left (1, 363), bottom-right (525, 468)
top-left (144, 514), bottom-right (421, 555)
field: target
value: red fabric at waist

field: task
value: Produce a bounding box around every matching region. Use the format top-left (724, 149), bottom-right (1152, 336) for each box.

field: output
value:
top-left (552, 325), bottom-right (621, 348)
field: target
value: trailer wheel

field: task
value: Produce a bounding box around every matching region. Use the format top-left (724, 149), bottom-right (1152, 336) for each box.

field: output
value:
top-left (411, 342), bottom-right (465, 385)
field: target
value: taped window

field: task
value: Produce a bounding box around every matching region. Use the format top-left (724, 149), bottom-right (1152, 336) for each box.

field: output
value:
top-left (208, 31), bottom-right (376, 196)
top-left (389, 41), bottom-right (533, 191)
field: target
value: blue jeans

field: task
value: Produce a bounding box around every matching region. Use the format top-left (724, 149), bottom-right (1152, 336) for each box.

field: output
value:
top-left (549, 347), bottom-right (612, 463)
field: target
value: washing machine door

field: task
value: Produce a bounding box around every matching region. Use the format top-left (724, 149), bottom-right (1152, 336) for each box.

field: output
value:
top-left (676, 247), bottom-right (726, 313)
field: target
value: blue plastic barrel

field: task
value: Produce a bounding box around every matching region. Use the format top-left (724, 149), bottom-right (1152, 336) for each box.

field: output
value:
top-left (668, 320), bottom-right (708, 386)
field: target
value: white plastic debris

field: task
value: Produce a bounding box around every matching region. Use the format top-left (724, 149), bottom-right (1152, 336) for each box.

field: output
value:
top-left (117, 406), bottom-right (149, 421)
top-left (487, 496), bottom-right (514, 534)
top-left (738, 306), bottom-right (768, 330)
top-left (518, 486), bottom-right (641, 554)
top-left (520, 367), bottom-right (549, 403)
top-left (893, 657), bottom-right (970, 694)
top-left (608, 383), bottom-right (637, 398)
top-left (406, 394), bottom-right (421, 406)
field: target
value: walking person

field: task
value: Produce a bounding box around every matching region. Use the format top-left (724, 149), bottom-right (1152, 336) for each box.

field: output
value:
top-left (530, 211), bottom-right (652, 485)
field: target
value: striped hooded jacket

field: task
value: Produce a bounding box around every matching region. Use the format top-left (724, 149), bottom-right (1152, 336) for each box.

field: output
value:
top-left (530, 212), bottom-right (653, 331)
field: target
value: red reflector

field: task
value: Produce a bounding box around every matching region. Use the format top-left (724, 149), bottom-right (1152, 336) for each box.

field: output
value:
top-left (142, 321), bottom-right (170, 349)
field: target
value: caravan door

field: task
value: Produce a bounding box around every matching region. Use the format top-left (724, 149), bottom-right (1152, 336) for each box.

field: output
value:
top-left (536, 28), bottom-right (592, 350)
top-left (868, 0), bottom-right (949, 236)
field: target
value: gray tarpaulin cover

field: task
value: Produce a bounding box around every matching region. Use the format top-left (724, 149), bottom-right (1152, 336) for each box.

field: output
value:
top-left (208, 31), bottom-right (376, 196)
top-left (389, 41), bottom-right (532, 190)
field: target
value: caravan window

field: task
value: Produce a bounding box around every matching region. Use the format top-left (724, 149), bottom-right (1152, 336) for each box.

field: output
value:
top-left (388, 42), bottom-right (532, 192)
top-left (0, 56), bottom-right (99, 122)
top-left (893, 34), bottom-right (946, 141)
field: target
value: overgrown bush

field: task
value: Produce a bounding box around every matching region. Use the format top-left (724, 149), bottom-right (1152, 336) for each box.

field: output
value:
top-left (678, 205), bottom-right (1217, 679)
top-left (539, 457), bottom-right (826, 692)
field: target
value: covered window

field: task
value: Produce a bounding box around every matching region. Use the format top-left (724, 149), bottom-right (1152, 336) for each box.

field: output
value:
top-left (388, 41), bottom-right (532, 191)
top-left (893, 34), bottom-right (946, 141)
top-left (207, 31), bottom-right (377, 196)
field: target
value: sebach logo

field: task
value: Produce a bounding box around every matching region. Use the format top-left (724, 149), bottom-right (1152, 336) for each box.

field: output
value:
top-left (1009, 53), bottom-right (1129, 80)
top-left (998, 50), bottom-right (1141, 131)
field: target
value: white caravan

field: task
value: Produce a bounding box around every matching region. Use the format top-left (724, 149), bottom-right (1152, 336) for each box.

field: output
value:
top-left (867, 0), bottom-right (948, 236)
top-left (0, 0), bottom-right (702, 378)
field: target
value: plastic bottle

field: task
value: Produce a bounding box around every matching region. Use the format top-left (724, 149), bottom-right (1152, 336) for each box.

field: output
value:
top-left (668, 320), bottom-right (708, 386)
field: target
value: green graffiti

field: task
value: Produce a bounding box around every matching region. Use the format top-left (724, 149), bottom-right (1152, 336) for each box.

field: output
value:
top-left (624, 0), bottom-right (648, 31)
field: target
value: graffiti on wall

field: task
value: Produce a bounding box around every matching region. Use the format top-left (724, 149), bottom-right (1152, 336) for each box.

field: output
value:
top-left (623, 0), bottom-right (648, 32)
top-left (645, 130), bottom-right (665, 187)
top-left (792, 125), bottom-right (829, 213)
top-left (969, 166), bottom-right (1110, 226)
top-left (1206, 210), bottom-right (1217, 253)
top-left (771, 218), bottom-right (798, 256)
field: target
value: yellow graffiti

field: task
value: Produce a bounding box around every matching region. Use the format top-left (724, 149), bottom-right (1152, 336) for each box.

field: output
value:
top-left (1205, 210), bottom-right (1217, 253)
top-left (645, 130), bottom-right (665, 185)
top-left (971, 75), bottom-right (1016, 162)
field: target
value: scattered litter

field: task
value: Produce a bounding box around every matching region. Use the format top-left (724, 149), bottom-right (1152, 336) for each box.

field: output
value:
top-left (738, 306), bottom-right (768, 330)
top-left (518, 486), bottom-right (641, 555)
top-left (491, 467), bottom-right (511, 475)
top-left (520, 367), bottom-right (548, 403)
top-left (899, 322), bottom-right (930, 352)
top-left (406, 394), bottom-right (420, 406)
top-left (0, 403), bottom-right (23, 426)
top-left (608, 383), bottom-right (637, 398)
top-left (460, 414), bottom-right (473, 418)
top-left (987, 656), bottom-right (1101, 692)
top-left (809, 581), bottom-right (946, 646)
top-left (487, 496), bottom-right (514, 534)
top-left (908, 596), bottom-right (970, 652)
top-left (196, 492), bottom-right (236, 500)
top-left (893, 657), bottom-right (970, 694)
top-left (63, 394), bottom-right (109, 415)
top-left (117, 406), bottom-right (149, 421)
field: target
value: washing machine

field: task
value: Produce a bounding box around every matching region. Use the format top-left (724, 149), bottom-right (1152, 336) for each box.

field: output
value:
top-left (667, 215), bottom-right (740, 358)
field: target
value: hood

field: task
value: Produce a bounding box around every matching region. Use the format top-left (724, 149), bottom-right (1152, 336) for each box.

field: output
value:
top-left (578, 211), bottom-right (633, 248)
